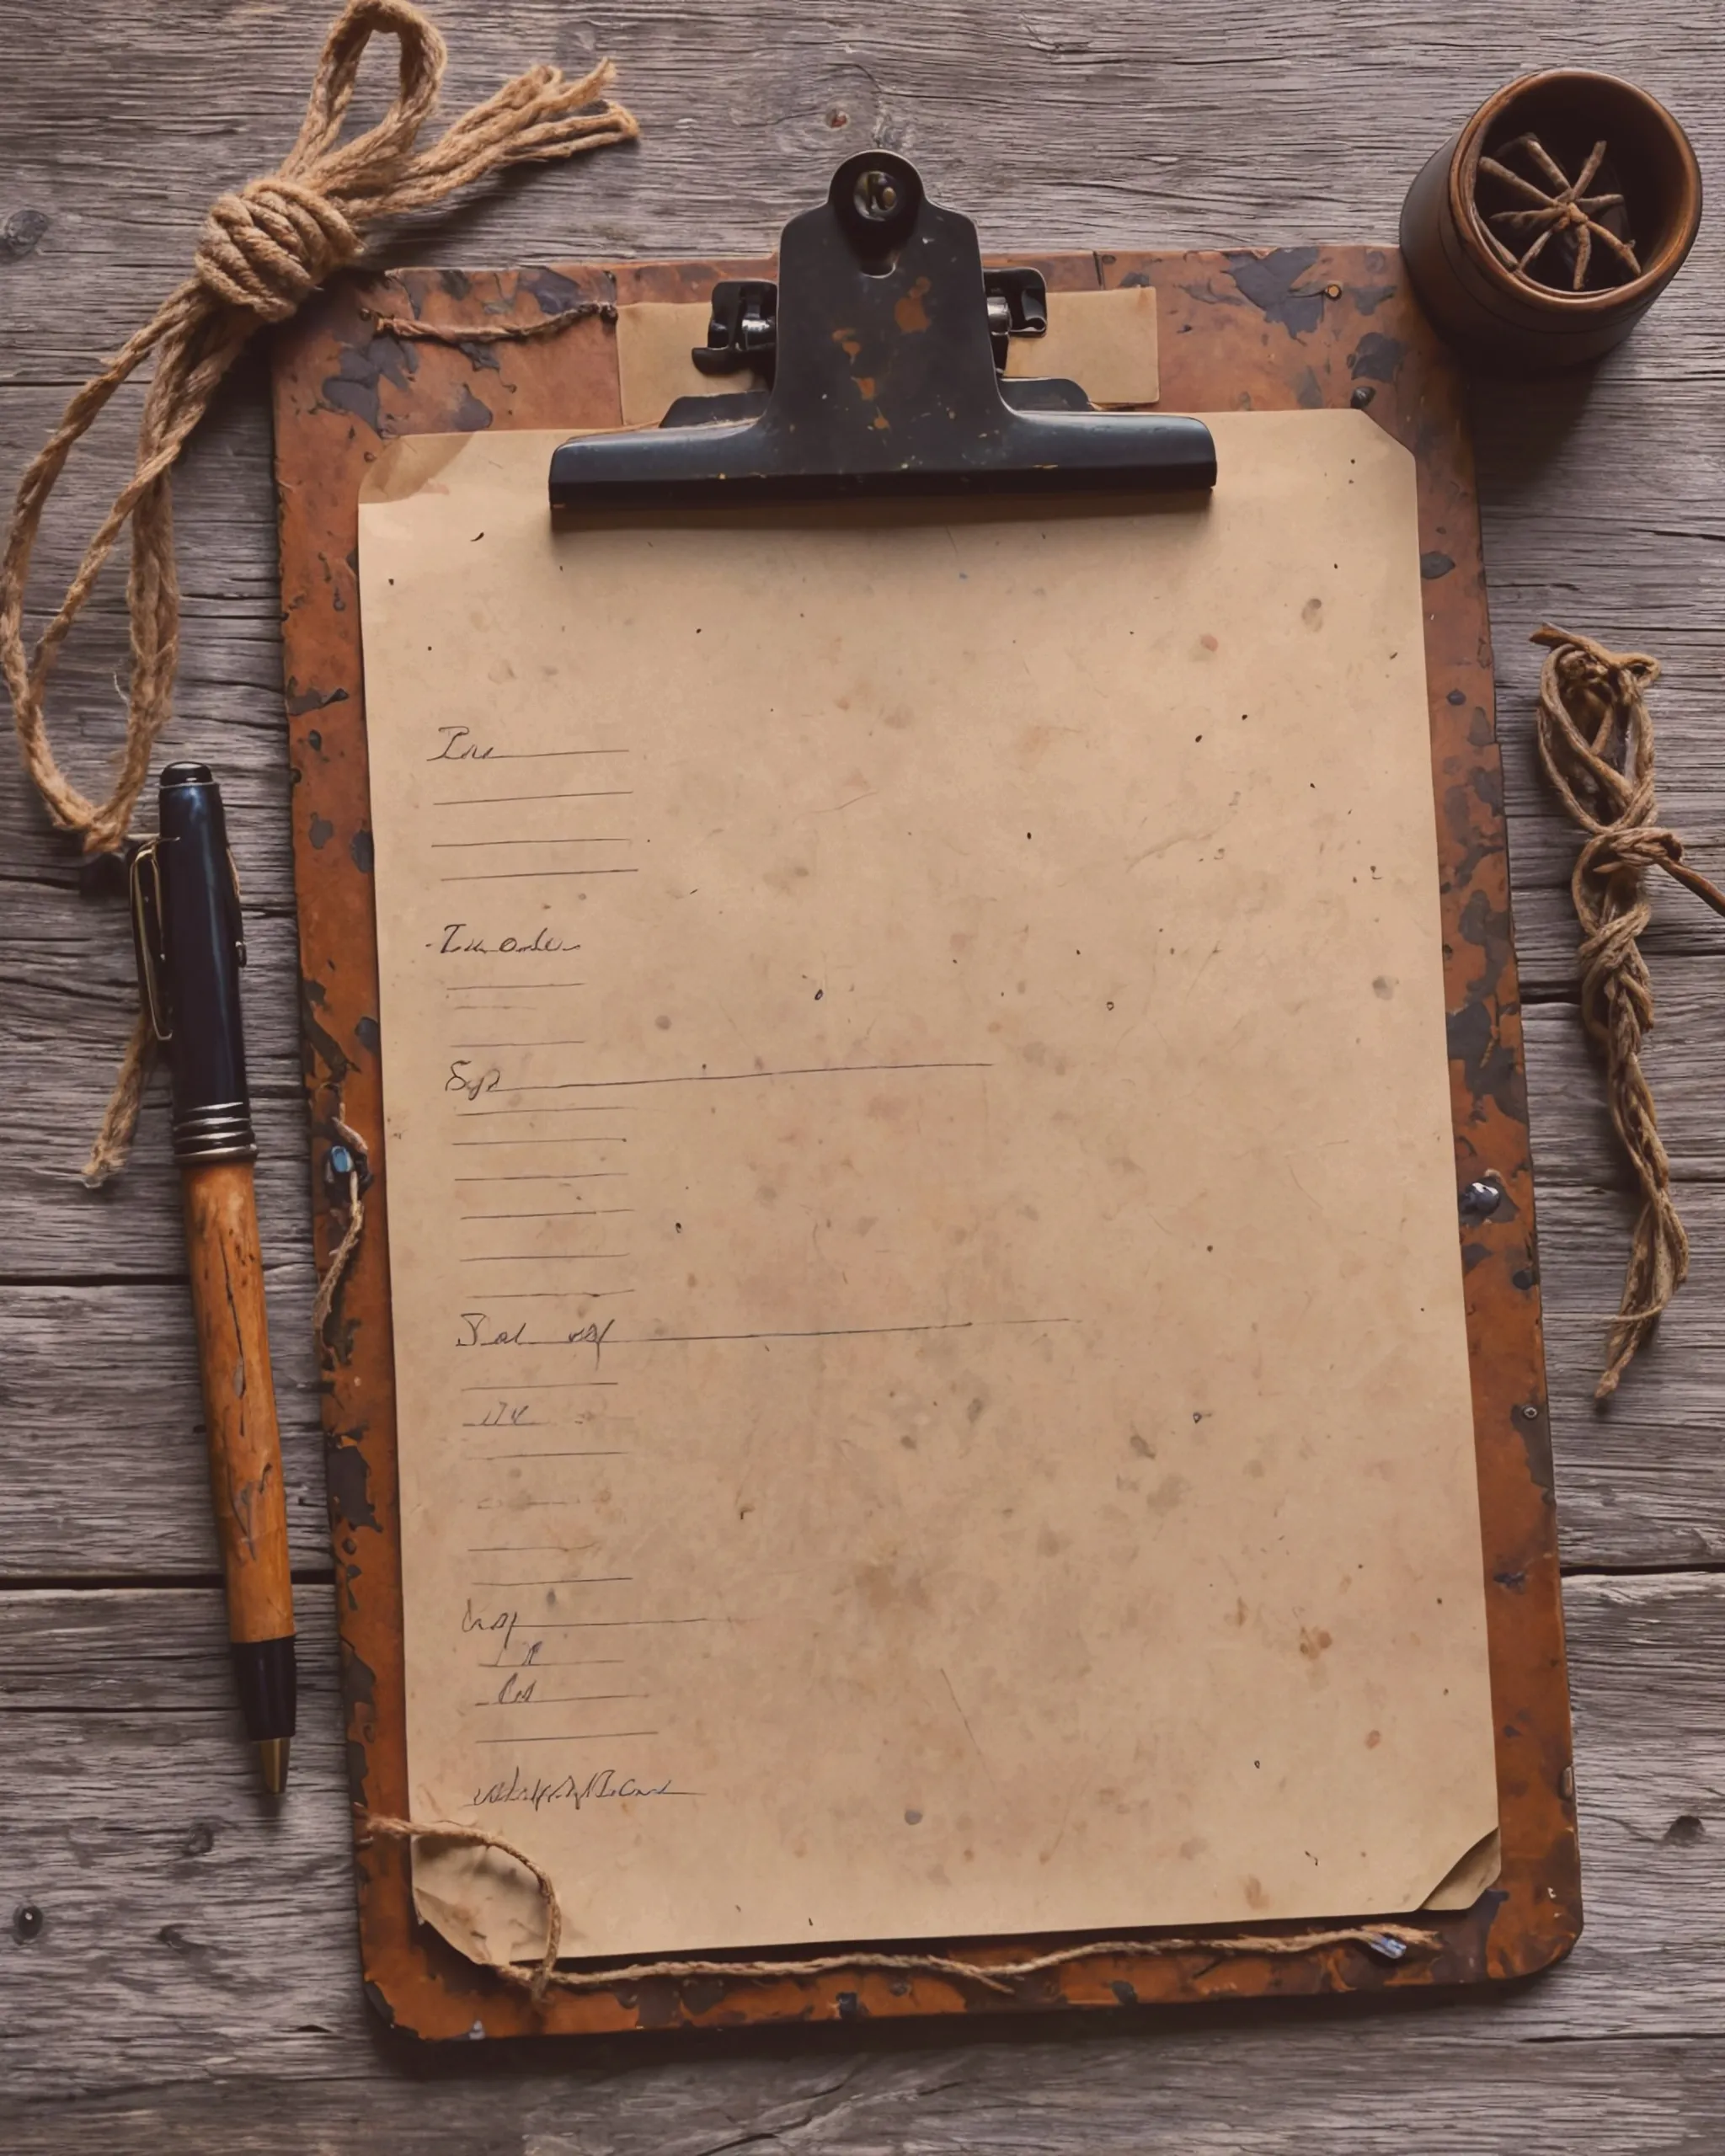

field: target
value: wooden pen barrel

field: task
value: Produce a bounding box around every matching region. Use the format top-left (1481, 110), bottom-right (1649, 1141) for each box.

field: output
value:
top-left (180, 1160), bottom-right (295, 1646)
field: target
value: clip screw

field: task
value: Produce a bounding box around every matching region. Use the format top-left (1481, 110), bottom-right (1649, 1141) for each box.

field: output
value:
top-left (853, 167), bottom-right (903, 222)
top-left (324, 1131), bottom-right (371, 1196)
top-left (1461, 1178), bottom-right (1503, 1218)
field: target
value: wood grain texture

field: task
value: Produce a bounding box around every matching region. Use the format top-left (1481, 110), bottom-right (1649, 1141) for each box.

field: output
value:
top-left (3, 1575), bottom-right (1723, 2134)
top-left (179, 1161), bottom-right (295, 1641)
top-left (10, 2046), bottom-right (1725, 2156)
top-left (3, 0), bottom-right (1723, 2135)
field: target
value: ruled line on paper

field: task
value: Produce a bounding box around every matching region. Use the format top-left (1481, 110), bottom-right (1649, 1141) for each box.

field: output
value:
top-left (457, 1380), bottom-right (619, 1392)
top-left (471, 1693), bottom-right (649, 1707)
top-left (499, 1059), bottom-right (995, 1096)
top-left (481, 1449), bottom-right (633, 1460)
top-left (624, 1316), bottom-right (1074, 1348)
top-left (451, 1138), bottom-right (628, 1148)
top-left (456, 1107), bottom-right (633, 1117)
top-left (472, 1732), bottom-right (660, 1745)
top-left (458, 1290), bottom-right (636, 1304)
top-left (430, 731), bottom-right (628, 763)
top-left (467, 1575), bottom-right (632, 1588)
top-left (441, 748), bottom-right (629, 761)
top-left (459, 1209), bottom-right (634, 1221)
top-left (483, 1656), bottom-right (628, 1669)
top-left (458, 1316), bottom-right (629, 1337)
top-left (434, 789), bottom-right (633, 805)
top-left (441, 867), bottom-right (641, 883)
top-left (454, 1171), bottom-right (629, 1182)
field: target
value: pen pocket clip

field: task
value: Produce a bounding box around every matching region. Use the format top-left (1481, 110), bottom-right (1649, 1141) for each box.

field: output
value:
top-left (129, 838), bottom-right (173, 1043)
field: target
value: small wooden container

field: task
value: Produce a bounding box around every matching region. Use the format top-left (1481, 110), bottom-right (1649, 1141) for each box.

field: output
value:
top-left (1402, 69), bottom-right (1702, 371)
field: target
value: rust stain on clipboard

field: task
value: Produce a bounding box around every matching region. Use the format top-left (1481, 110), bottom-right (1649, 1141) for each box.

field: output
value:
top-left (271, 244), bottom-right (1578, 2039)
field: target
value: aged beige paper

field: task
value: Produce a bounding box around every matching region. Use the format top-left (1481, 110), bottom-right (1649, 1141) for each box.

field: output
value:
top-left (614, 302), bottom-right (766, 427)
top-left (357, 411), bottom-right (1498, 1963)
top-left (615, 286), bottom-right (1157, 429)
top-left (1007, 284), bottom-right (1158, 404)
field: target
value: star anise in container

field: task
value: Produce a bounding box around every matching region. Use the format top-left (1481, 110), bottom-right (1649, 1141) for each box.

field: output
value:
top-left (1477, 131), bottom-right (1642, 293)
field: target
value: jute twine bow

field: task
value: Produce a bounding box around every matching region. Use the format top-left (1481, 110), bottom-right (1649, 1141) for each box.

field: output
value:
top-left (1534, 626), bottom-right (1725, 1399)
top-left (356, 1810), bottom-right (1439, 2005)
top-left (0, 0), bottom-right (637, 1186)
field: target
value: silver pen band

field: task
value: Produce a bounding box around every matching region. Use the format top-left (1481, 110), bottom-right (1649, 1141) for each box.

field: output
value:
top-left (172, 1100), bottom-right (258, 1166)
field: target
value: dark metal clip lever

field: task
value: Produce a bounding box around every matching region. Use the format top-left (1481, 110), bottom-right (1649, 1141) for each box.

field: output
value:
top-left (553, 153), bottom-right (1215, 511)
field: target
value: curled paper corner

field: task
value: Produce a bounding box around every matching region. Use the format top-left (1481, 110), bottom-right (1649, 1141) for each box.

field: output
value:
top-left (414, 1836), bottom-right (555, 1969)
top-left (1420, 1825), bottom-right (1503, 1911)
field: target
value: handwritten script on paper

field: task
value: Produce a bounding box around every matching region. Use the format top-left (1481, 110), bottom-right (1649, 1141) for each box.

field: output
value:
top-left (357, 414), bottom-right (1498, 1965)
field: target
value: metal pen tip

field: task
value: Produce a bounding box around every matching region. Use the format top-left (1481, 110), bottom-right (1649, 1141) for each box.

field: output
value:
top-left (257, 1737), bottom-right (291, 1796)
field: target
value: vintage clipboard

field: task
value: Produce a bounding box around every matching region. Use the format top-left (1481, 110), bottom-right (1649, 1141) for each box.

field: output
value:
top-left (272, 153), bottom-right (1580, 2038)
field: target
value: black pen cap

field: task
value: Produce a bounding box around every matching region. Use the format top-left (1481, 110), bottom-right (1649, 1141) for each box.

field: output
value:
top-left (158, 761), bottom-right (257, 1166)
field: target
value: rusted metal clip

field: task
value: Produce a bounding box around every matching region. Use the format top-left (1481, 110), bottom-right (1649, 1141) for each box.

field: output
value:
top-left (553, 152), bottom-right (1215, 510)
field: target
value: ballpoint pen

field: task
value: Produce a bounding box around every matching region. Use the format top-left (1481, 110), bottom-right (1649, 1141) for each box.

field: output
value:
top-left (131, 761), bottom-right (297, 1793)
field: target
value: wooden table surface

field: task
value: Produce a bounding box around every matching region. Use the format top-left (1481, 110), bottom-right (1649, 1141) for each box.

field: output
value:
top-left (4, 3), bottom-right (1723, 2147)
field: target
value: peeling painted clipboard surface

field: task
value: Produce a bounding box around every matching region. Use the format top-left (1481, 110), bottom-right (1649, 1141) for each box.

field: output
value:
top-left (272, 235), bottom-right (1579, 2038)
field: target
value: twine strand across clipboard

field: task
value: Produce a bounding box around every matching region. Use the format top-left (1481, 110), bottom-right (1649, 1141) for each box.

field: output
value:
top-left (356, 1811), bottom-right (1440, 2004)
top-left (1533, 625), bottom-right (1725, 1398)
top-left (0, 0), bottom-right (638, 1185)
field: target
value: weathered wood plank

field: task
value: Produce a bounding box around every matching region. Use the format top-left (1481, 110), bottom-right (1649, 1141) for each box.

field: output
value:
top-left (1525, 994), bottom-right (1725, 1190)
top-left (2, 6), bottom-right (1722, 360)
top-left (0, 1572), bottom-right (1720, 2130)
top-left (0, 887), bottom-right (318, 1278)
top-left (9, 2039), bottom-right (1725, 2155)
top-left (2, 1285), bottom-right (327, 1572)
top-left (1536, 1190), bottom-right (1725, 1569)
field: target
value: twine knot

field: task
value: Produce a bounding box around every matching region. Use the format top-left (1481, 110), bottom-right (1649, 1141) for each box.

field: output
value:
top-left (1583, 823), bottom-right (1683, 877)
top-left (1534, 625), bottom-right (1725, 1398)
top-left (0, 0), bottom-right (636, 1185)
top-left (196, 179), bottom-right (364, 320)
